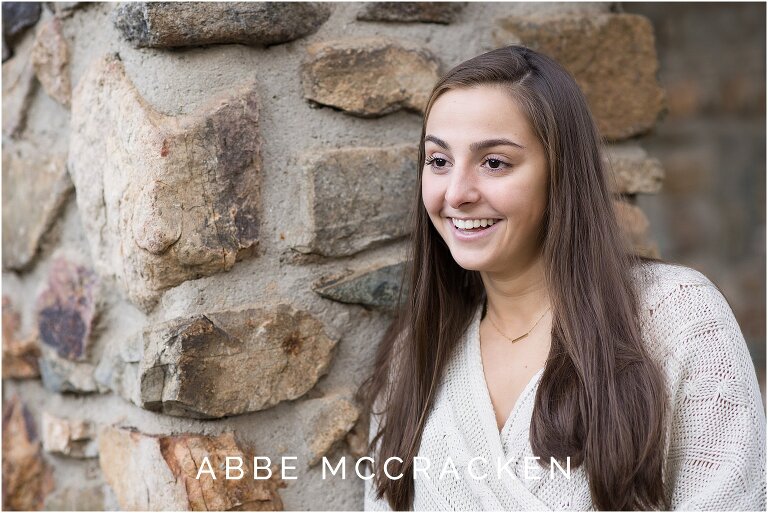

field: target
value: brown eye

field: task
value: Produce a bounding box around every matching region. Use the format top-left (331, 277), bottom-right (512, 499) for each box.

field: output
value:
top-left (425, 156), bottom-right (448, 168)
top-left (482, 157), bottom-right (510, 172)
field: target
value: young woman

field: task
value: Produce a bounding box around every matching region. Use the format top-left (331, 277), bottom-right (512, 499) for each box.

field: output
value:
top-left (357, 45), bottom-right (766, 510)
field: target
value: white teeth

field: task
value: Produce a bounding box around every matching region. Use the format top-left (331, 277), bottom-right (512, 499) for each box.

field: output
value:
top-left (451, 218), bottom-right (498, 229)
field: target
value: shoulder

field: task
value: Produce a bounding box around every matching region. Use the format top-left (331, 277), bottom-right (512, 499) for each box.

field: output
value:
top-left (631, 260), bottom-right (719, 312)
top-left (631, 260), bottom-right (752, 375)
top-left (631, 260), bottom-right (736, 330)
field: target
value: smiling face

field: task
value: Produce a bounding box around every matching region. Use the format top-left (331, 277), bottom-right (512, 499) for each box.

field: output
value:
top-left (421, 85), bottom-right (549, 275)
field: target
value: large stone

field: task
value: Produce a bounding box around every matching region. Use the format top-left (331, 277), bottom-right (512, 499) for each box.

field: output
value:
top-left (2, 395), bottom-right (55, 511)
top-left (289, 145), bottom-right (418, 257)
top-left (301, 37), bottom-right (441, 117)
top-left (68, 53), bottom-right (261, 312)
top-left (31, 17), bottom-right (71, 107)
top-left (494, 13), bottom-right (666, 141)
top-left (313, 261), bottom-right (408, 310)
top-left (35, 256), bottom-right (99, 362)
top-left (356, 2), bottom-right (465, 24)
top-left (614, 199), bottom-right (660, 258)
top-left (41, 411), bottom-right (98, 458)
top-left (97, 303), bottom-right (339, 418)
top-left (604, 143), bottom-right (665, 195)
top-left (2, 142), bottom-right (72, 271)
top-left (2, 296), bottom-right (41, 379)
top-left (301, 391), bottom-right (360, 467)
top-left (113, 2), bottom-right (331, 48)
top-left (2, 29), bottom-right (38, 138)
top-left (98, 425), bottom-right (285, 510)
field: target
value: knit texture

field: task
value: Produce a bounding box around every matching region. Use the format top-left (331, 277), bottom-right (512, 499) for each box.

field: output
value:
top-left (364, 261), bottom-right (766, 510)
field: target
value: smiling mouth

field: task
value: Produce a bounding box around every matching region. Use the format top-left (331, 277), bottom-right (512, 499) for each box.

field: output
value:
top-left (448, 218), bottom-right (502, 231)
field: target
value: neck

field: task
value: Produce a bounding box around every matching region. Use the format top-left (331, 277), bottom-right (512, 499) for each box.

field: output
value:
top-left (480, 255), bottom-right (550, 332)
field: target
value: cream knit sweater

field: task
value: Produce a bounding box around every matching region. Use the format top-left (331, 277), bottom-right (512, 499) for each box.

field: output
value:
top-left (364, 262), bottom-right (766, 510)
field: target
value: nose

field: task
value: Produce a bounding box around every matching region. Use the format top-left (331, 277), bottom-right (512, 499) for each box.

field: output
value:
top-left (444, 163), bottom-right (480, 209)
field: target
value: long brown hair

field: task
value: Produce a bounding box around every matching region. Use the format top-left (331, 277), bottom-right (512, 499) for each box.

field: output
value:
top-left (356, 45), bottom-right (670, 511)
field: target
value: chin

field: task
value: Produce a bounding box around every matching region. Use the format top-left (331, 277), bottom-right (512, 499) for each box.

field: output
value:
top-left (449, 252), bottom-right (490, 272)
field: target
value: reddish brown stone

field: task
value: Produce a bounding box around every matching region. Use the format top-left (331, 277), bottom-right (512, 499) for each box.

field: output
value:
top-left (494, 13), bottom-right (666, 141)
top-left (2, 296), bottom-right (41, 379)
top-left (2, 395), bottom-right (55, 510)
top-left (301, 37), bottom-right (441, 117)
top-left (98, 425), bottom-right (284, 510)
top-left (35, 256), bottom-right (99, 361)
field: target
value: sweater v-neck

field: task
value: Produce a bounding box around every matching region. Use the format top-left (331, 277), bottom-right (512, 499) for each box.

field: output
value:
top-left (471, 302), bottom-right (545, 442)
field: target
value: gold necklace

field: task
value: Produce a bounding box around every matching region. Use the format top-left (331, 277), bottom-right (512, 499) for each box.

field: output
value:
top-left (486, 305), bottom-right (551, 343)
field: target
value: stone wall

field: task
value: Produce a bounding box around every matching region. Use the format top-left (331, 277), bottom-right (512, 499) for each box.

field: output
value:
top-left (3, 2), bottom-right (672, 510)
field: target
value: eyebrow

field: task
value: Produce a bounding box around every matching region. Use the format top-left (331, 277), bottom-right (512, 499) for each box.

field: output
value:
top-left (424, 135), bottom-right (526, 151)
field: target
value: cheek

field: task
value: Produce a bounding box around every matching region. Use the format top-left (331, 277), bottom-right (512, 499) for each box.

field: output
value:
top-left (420, 173), bottom-right (443, 215)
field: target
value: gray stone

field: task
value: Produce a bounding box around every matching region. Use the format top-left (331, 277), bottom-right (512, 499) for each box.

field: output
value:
top-left (357, 2), bottom-right (465, 24)
top-left (35, 256), bottom-right (99, 362)
top-left (494, 13), bottom-right (666, 141)
top-left (113, 2), bottom-right (331, 48)
top-left (604, 143), bottom-right (665, 194)
top-left (101, 303), bottom-right (338, 418)
top-left (39, 353), bottom-right (101, 394)
top-left (289, 145), bottom-right (419, 257)
top-left (2, 144), bottom-right (72, 270)
top-left (2, 34), bottom-right (10, 62)
top-left (313, 261), bottom-right (408, 310)
top-left (68, 53), bottom-right (261, 312)
top-left (2, 32), bottom-right (38, 138)
top-left (2, 2), bottom-right (42, 41)
top-left (301, 37), bottom-right (441, 117)
top-left (44, 2), bottom-right (85, 18)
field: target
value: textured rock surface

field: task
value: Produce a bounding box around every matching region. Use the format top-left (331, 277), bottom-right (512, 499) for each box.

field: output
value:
top-left (604, 143), bottom-right (665, 194)
top-left (97, 303), bottom-right (338, 418)
top-left (41, 411), bottom-right (98, 458)
top-left (301, 391), bottom-right (360, 467)
top-left (68, 53), bottom-right (261, 312)
top-left (1, 141), bottom-right (72, 271)
top-left (113, 2), bottom-right (331, 48)
top-left (313, 261), bottom-right (408, 310)
top-left (614, 199), bottom-right (660, 258)
top-left (494, 13), bottom-right (666, 141)
top-left (30, 17), bottom-right (71, 107)
top-left (2, 30), bottom-right (38, 137)
top-left (356, 2), bottom-right (465, 24)
top-left (2, 296), bottom-right (41, 379)
top-left (35, 256), bottom-right (99, 361)
top-left (2, 2), bottom-right (41, 42)
top-left (98, 425), bottom-right (285, 510)
top-left (301, 37), bottom-right (441, 117)
top-left (2, 395), bottom-right (55, 510)
top-left (290, 145), bottom-right (418, 257)
top-left (39, 354), bottom-right (101, 394)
